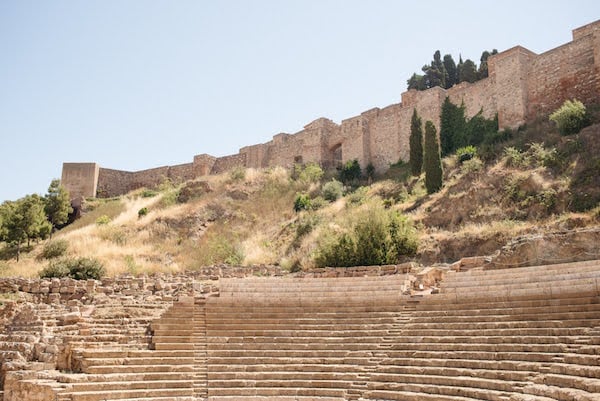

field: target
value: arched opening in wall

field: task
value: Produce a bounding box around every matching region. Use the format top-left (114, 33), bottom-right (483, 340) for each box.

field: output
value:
top-left (330, 144), bottom-right (343, 168)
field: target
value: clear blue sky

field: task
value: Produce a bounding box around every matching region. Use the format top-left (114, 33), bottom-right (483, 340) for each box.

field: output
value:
top-left (1, 0), bottom-right (598, 202)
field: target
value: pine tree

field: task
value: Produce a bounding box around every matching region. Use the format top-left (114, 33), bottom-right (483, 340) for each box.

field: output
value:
top-left (45, 179), bottom-right (73, 234)
top-left (424, 121), bottom-right (443, 194)
top-left (409, 109), bottom-right (424, 176)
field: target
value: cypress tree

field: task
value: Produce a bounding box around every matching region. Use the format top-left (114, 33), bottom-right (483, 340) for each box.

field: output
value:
top-left (424, 121), bottom-right (443, 194)
top-left (440, 97), bottom-right (467, 156)
top-left (409, 109), bottom-right (423, 176)
top-left (443, 54), bottom-right (457, 88)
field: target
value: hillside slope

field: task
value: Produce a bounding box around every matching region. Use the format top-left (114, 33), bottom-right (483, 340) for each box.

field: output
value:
top-left (1, 123), bottom-right (599, 277)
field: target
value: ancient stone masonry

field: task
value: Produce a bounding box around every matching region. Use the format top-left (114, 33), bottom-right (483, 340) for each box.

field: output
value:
top-left (62, 20), bottom-right (600, 199)
top-left (1, 260), bottom-right (600, 400)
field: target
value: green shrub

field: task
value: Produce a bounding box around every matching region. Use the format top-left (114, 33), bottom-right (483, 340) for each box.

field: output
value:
top-left (95, 215), bottom-right (111, 225)
top-left (321, 180), bottom-right (343, 202)
top-left (346, 186), bottom-right (368, 206)
top-left (315, 205), bottom-right (417, 267)
top-left (40, 239), bottom-right (69, 260)
top-left (229, 166), bottom-right (246, 182)
top-left (528, 143), bottom-right (559, 169)
top-left (98, 226), bottom-right (127, 245)
top-left (456, 146), bottom-right (477, 163)
top-left (68, 257), bottom-right (106, 280)
top-left (339, 159), bottom-right (362, 184)
top-left (39, 261), bottom-right (70, 278)
top-left (293, 194), bottom-right (312, 212)
top-left (140, 189), bottom-right (158, 198)
top-left (138, 207), bottom-right (148, 218)
top-left (503, 147), bottom-right (528, 168)
top-left (293, 163), bottom-right (324, 183)
top-left (309, 196), bottom-right (327, 210)
top-left (366, 163), bottom-right (376, 180)
top-left (461, 157), bottom-right (484, 173)
top-left (40, 257), bottom-right (105, 280)
top-left (296, 214), bottom-right (320, 238)
top-left (549, 99), bottom-right (590, 136)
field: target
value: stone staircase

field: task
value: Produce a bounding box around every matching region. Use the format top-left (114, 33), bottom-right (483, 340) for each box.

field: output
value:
top-left (51, 296), bottom-right (209, 401)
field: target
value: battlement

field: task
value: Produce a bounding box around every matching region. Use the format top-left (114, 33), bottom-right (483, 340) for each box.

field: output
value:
top-left (63, 21), bottom-right (600, 200)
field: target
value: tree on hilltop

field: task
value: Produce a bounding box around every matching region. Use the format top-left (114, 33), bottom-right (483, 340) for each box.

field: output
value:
top-left (424, 121), bottom-right (443, 194)
top-left (478, 49), bottom-right (498, 79)
top-left (409, 109), bottom-right (424, 176)
top-left (459, 59), bottom-right (478, 83)
top-left (443, 54), bottom-right (458, 88)
top-left (45, 179), bottom-right (73, 235)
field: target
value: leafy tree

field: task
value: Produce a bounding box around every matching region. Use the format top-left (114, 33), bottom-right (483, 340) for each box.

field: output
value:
top-left (409, 109), bottom-right (424, 176)
top-left (339, 159), bottom-right (362, 185)
top-left (443, 54), bottom-right (458, 88)
top-left (459, 59), bottom-right (478, 83)
top-left (1, 195), bottom-right (51, 261)
top-left (440, 97), bottom-right (466, 156)
top-left (424, 121), bottom-right (443, 194)
top-left (407, 73), bottom-right (426, 90)
top-left (45, 179), bottom-right (73, 234)
top-left (465, 109), bottom-right (498, 146)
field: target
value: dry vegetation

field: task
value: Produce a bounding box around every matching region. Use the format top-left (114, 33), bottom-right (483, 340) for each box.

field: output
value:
top-left (1, 122), bottom-right (599, 277)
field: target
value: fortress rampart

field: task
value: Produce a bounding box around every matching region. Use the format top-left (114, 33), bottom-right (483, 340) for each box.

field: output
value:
top-left (62, 20), bottom-right (600, 199)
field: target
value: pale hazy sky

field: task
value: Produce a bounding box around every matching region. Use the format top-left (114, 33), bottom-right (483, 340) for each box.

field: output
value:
top-left (1, 0), bottom-right (598, 202)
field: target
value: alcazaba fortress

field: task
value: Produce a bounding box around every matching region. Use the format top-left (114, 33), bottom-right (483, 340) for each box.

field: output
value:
top-left (62, 21), bottom-right (600, 200)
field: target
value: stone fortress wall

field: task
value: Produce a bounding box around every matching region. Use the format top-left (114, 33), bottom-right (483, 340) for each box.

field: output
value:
top-left (62, 20), bottom-right (600, 199)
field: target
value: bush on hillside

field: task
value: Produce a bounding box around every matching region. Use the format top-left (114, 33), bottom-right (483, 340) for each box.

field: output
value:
top-left (456, 146), bottom-right (477, 163)
top-left (40, 239), bottom-right (68, 260)
top-left (293, 194), bottom-right (312, 212)
top-left (39, 257), bottom-right (105, 280)
top-left (95, 215), bottom-right (111, 225)
top-left (292, 163), bottom-right (324, 184)
top-left (321, 180), bottom-right (343, 202)
top-left (315, 205), bottom-right (417, 267)
top-left (339, 159), bottom-right (362, 185)
top-left (549, 99), bottom-right (590, 136)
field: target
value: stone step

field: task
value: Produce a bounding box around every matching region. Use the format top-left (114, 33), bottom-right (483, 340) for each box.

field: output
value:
top-left (365, 389), bottom-right (492, 401)
top-left (57, 372), bottom-right (195, 384)
top-left (66, 379), bottom-right (193, 392)
top-left (81, 356), bottom-right (196, 367)
top-left (81, 349), bottom-right (195, 359)
top-left (521, 382), bottom-right (599, 401)
top-left (152, 343), bottom-right (195, 351)
top-left (84, 364), bottom-right (195, 374)
top-left (63, 388), bottom-right (194, 401)
top-left (207, 386), bottom-right (347, 398)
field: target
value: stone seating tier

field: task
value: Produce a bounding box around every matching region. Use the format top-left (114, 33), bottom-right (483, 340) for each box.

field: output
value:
top-left (2, 260), bottom-right (599, 401)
